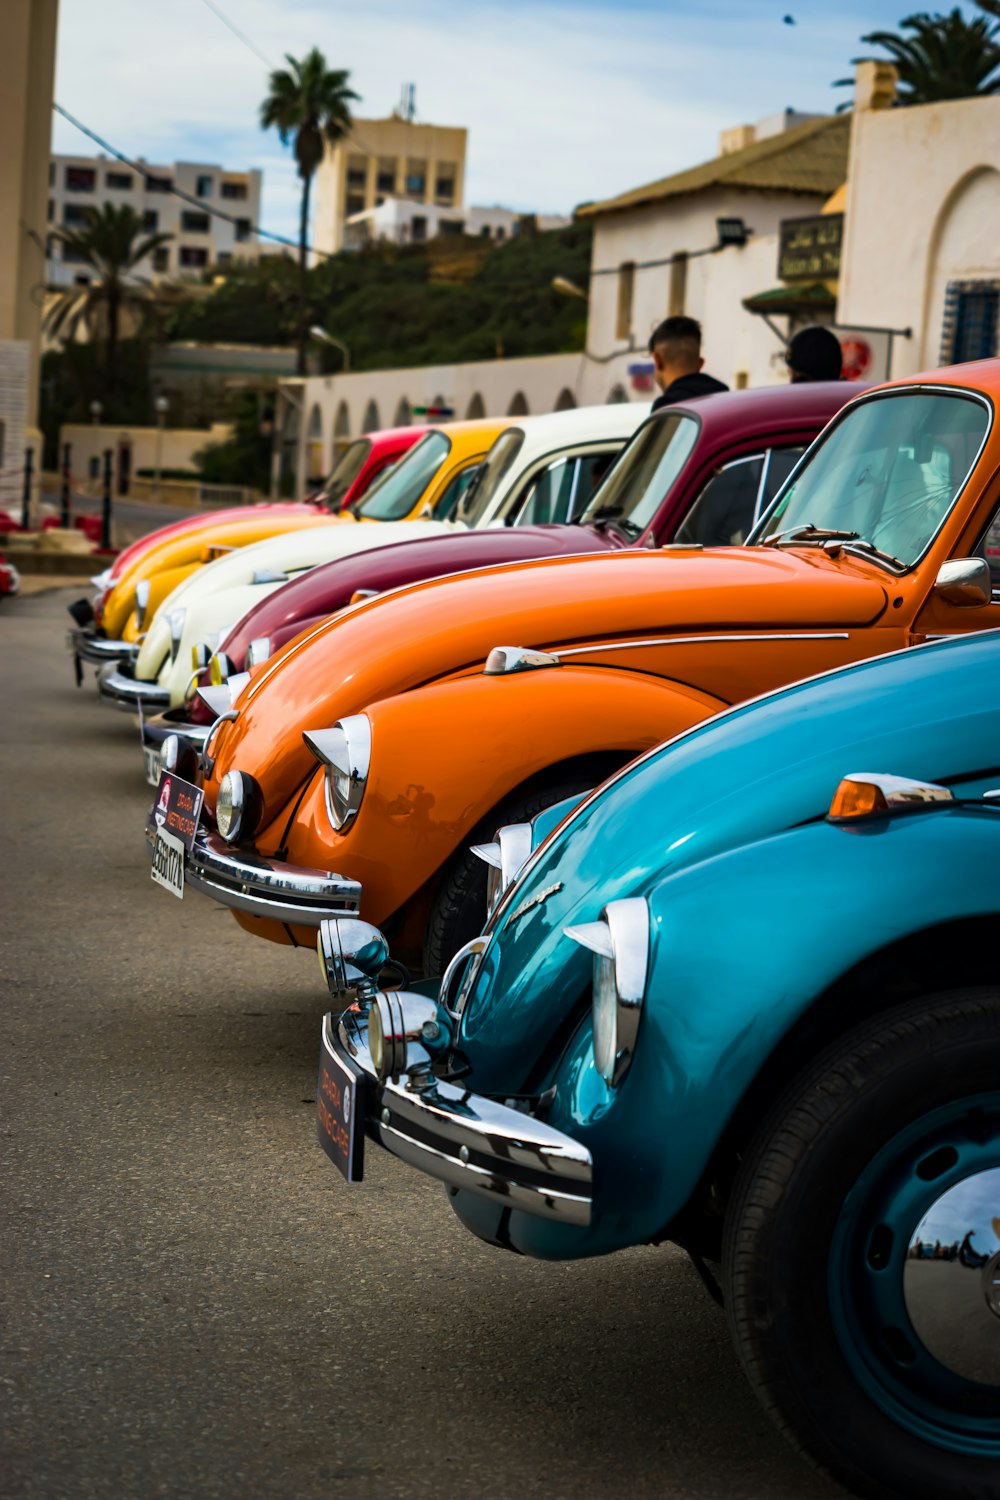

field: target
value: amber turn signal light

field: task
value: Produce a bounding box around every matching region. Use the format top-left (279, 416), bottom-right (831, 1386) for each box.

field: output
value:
top-left (828, 772), bottom-right (954, 822)
top-left (828, 777), bottom-right (888, 820)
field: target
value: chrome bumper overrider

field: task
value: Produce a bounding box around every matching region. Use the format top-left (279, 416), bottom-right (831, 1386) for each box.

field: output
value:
top-left (68, 628), bottom-right (137, 666)
top-left (328, 1008), bottom-right (593, 1225)
top-left (145, 823), bottom-right (361, 924)
top-left (98, 662), bottom-right (171, 712)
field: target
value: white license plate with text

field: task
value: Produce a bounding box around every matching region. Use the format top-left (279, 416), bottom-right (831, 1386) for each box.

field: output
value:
top-left (150, 828), bottom-right (185, 899)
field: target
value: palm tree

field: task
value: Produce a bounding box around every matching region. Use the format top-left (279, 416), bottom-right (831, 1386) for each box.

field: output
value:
top-left (260, 48), bottom-right (359, 373)
top-left (836, 7), bottom-right (1000, 106)
top-left (45, 203), bottom-right (174, 412)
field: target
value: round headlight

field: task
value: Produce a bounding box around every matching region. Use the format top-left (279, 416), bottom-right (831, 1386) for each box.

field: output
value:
top-left (216, 770), bottom-right (262, 845)
top-left (161, 733), bottom-right (180, 772)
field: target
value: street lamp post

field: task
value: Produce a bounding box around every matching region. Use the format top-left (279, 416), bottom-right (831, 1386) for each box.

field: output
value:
top-left (309, 325), bottom-right (351, 372)
top-left (153, 394), bottom-right (169, 503)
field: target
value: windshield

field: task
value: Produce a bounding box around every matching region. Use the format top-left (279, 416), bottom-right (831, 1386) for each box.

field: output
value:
top-left (457, 429), bottom-right (524, 526)
top-left (578, 413), bottom-right (699, 537)
top-left (751, 391), bottom-right (990, 568)
top-left (318, 439), bottom-right (370, 508)
top-left (355, 431), bottom-right (451, 521)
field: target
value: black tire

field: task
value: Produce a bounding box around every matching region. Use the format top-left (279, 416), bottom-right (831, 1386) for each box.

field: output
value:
top-left (722, 989), bottom-right (1000, 1500)
top-left (422, 775), bottom-right (596, 977)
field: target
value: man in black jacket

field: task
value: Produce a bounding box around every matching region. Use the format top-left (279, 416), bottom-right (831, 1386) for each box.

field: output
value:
top-left (649, 315), bottom-right (728, 411)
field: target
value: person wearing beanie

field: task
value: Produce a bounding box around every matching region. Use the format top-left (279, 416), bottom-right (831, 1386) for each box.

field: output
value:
top-left (786, 324), bottom-right (843, 382)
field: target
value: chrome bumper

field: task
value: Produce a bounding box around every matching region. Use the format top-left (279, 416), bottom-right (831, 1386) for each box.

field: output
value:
top-left (68, 628), bottom-right (137, 667)
top-left (140, 711), bottom-right (212, 753)
top-left (98, 661), bottom-right (171, 713)
top-left (145, 823), bottom-right (361, 925)
top-left (327, 1009), bottom-right (593, 1226)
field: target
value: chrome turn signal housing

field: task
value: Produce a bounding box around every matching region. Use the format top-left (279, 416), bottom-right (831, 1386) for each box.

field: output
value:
top-left (209, 651), bottom-right (233, 686)
top-left (304, 715), bottom-right (372, 832)
top-left (472, 822), bottom-right (533, 916)
top-left (246, 636), bottom-right (272, 668)
top-left (216, 769), bottom-right (263, 844)
top-left (134, 579), bottom-right (151, 633)
top-left (565, 898), bottom-right (649, 1087)
top-left (828, 771), bottom-right (954, 822)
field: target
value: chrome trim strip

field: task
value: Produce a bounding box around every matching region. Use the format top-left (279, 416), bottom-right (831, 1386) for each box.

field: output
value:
top-left (330, 1011), bottom-right (593, 1225)
top-left (145, 824), bottom-right (361, 924)
top-left (97, 664), bottom-right (171, 712)
top-left (552, 631), bottom-right (851, 658)
top-left (140, 714), bottom-right (212, 752)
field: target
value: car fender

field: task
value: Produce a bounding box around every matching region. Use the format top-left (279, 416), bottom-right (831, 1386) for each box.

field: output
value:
top-left (274, 665), bottom-right (728, 930)
top-left (500, 804), bottom-right (1000, 1260)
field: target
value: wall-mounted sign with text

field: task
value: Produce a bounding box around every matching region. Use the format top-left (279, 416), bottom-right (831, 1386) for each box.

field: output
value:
top-left (778, 214), bottom-right (844, 283)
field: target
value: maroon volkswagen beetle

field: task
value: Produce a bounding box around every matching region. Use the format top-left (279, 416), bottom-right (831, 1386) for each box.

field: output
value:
top-left (139, 382), bottom-right (858, 776)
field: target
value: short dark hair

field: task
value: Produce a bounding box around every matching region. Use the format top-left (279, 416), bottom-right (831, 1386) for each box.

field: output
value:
top-left (648, 315), bottom-right (703, 361)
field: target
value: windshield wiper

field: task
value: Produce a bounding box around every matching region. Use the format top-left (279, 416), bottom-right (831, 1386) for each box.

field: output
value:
top-left (764, 523), bottom-right (862, 547)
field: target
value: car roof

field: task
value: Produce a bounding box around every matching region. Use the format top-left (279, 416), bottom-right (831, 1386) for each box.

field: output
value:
top-left (503, 401), bottom-right (653, 458)
top-left (661, 381), bottom-right (865, 445)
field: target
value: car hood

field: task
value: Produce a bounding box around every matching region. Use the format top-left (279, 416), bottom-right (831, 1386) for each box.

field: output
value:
top-left (134, 518), bottom-right (455, 682)
top-left (458, 629), bottom-right (1000, 1089)
top-left (207, 544), bottom-right (887, 816)
top-left (216, 525), bottom-right (614, 672)
top-left (105, 501), bottom-right (319, 584)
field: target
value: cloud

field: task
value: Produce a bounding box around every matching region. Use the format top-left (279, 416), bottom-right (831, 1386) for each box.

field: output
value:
top-left (52, 0), bottom-right (935, 239)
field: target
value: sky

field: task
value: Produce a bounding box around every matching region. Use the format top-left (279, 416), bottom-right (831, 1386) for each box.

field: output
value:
top-left (51, 0), bottom-right (984, 245)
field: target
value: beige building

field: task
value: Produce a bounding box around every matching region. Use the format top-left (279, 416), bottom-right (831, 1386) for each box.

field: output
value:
top-left (313, 114), bottom-right (467, 256)
top-left (0, 0), bottom-right (58, 512)
top-left (47, 155), bottom-right (262, 284)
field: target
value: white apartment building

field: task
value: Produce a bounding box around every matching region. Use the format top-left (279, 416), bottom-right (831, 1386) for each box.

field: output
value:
top-left (47, 155), bottom-right (262, 285)
top-left (344, 196), bottom-right (570, 249)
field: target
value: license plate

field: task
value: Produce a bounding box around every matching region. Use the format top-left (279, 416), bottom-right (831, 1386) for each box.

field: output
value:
top-left (143, 745), bottom-right (161, 786)
top-left (317, 1022), bottom-right (365, 1182)
top-left (150, 827), bottom-right (186, 899)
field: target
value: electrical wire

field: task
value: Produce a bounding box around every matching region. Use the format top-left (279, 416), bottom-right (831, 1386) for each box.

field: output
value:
top-left (196, 0), bottom-right (275, 70)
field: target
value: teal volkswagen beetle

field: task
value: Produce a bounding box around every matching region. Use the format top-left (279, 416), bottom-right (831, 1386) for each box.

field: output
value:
top-left (315, 631), bottom-right (1000, 1500)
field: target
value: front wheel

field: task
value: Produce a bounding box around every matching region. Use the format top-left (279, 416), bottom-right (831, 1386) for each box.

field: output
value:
top-left (723, 990), bottom-right (1000, 1500)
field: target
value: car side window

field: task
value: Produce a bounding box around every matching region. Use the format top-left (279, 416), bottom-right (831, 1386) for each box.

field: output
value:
top-left (674, 454), bottom-right (765, 547)
top-left (510, 458), bottom-right (578, 527)
top-left (434, 463), bottom-right (482, 522)
top-left (757, 447), bottom-right (806, 521)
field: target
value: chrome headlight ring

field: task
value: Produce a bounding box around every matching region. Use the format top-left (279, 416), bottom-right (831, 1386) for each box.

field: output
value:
top-left (216, 769), bottom-right (263, 845)
top-left (303, 715), bottom-right (372, 833)
top-left (565, 897), bottom-right (650, 1088)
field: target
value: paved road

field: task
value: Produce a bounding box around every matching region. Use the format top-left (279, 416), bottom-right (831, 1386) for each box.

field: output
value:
top-left (58, 490), bottom-right (212, 541)
top-left (0, 591), bottom-right (849, 1500)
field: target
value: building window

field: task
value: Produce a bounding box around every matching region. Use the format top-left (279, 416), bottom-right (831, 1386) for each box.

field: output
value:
top-left (345, 195), bottom-right (365, 216)
top-left (196, 174), bottom-right (213, 198)
top-left (145, 174), bottom-right (172, 193)
top-left (495, 226), bottom-right (506, 241)
top-left (181, 210), bottom-right (210, 233)
top-left (49, 162), bottom-right (55, 185)
top-left (616, 261), bottom-right (635, 340)
top-left (377, 160), bottom-right (396, 194)
top-left (143, 209), bottom-right (159, 232)
top-left (668, 251), bottom-right (688, 317)
top-left (435, 167), bottom-right (455, 202)
top-left (235, 219), bottom-right (252, 242)
top-left (152, 247), bottom-right (170, 272)
top-left (479, 225), bottom-right (491, 238)
top-left (65, 166), bottom-right (96, 192)
top-left (405, 160), bottom-right (427, 198)
top-left (439, 219), bottom-right (465, 237)
top-left (63, 203), bottom-right (89, 226)
top-left (47, 199), bottom-right (54, 221)
top-left (179, 246), bottom-right (207, 268)
top-left (217, 251), bottom-right (232, 266)
top-left (940, 279), bottom-right (1000, 365)
top-left (106, 171), bottom-right (133, 191)
top-left (221, 180), bottom-right (247, 200)
top-left (61, 245), bottom-right (88, 264)
top-left (347, 156), bottom-right (367, 190)
top-left (411, 215), bottom-right (428, 242)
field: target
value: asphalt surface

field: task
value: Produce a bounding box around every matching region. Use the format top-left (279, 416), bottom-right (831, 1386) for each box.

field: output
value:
top-left (1, 589), bottom-right (850, 1500)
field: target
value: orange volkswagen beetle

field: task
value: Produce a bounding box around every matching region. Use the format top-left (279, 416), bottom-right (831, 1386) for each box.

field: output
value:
top-left (155, 361), bottom-right (1000, 973)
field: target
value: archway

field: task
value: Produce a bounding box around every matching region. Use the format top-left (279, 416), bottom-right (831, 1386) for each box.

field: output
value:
top-left (306, 402), bottom-right (325, 484)
top-left (607, 383), bottom-right (629, 404)
top-left (393, 396), bottom-right (412, 427)
top-left (554, 387), bottom-right (577, 411)
top-left (362, 399), bottom-right (381, 434)
top-left (507, 391), bottom-right (529, 417)
top-left (465, 392), bottom-right (486, 420)
top-left (921, 165), bottom-right (1000, 367)
top-left (333, 400), bottom-right (351, 456)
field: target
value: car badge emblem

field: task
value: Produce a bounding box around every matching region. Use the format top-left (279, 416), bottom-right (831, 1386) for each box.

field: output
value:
top-left (509, 881), bottom-right (563, 924)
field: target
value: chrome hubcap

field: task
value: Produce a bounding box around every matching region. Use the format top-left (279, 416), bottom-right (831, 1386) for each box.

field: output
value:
top-left (903, 1167), bottom-right (1000, 1384)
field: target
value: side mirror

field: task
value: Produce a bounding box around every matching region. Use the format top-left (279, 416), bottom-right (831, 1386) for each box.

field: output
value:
top-left (934, 557), bottom-right (992, 607)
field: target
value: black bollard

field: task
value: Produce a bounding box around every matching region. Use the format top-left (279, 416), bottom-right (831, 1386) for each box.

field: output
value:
top-left (101, 448), bottom-right (113, 550)
top-left (61, 443), bottom-right (72, 529)
top-left (21, 447), bottom-right (33, 530)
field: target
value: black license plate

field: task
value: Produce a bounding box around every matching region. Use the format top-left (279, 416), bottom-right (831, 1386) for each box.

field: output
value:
top-left (317, 1020), bottom-right (365, 1182)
